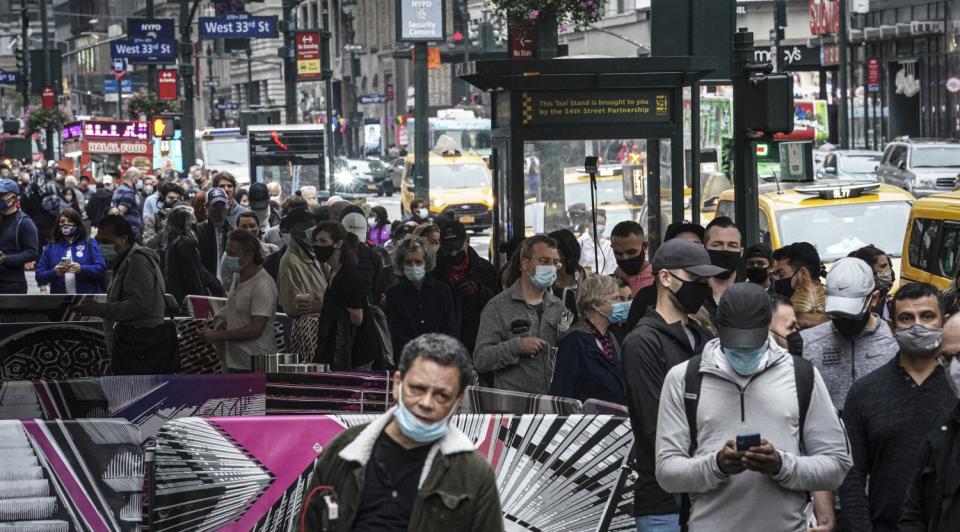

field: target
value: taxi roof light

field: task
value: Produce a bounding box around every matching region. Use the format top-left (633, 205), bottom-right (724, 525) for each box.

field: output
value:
top-left (794, 182), bottom-right (880, 200)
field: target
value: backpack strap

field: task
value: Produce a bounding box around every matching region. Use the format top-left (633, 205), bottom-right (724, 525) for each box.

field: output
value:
top-left (683, 355), bottom-right (703, 454)
top-left (793, 355), bottom-right (815, 451)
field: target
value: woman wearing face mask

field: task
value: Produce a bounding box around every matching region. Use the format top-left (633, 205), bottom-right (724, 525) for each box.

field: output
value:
top-left (162, 205), bottom-right (224, 305)
top-left (549, 275), bottom-right (627, 404)
top-left (367, 205), bottom-right (391, 248)
top-left (849, 245), bottom-right (895, 320)
top-left (198, 230), bottom-right (278, 372)
top-left (35, 208), bottom-right (106, 294)
top-left (408, 198), bottom-right (431, 225)
top-left (385, 236), bottom-right (458, 358)
top-left (313, 221), bottom-right (370, 370)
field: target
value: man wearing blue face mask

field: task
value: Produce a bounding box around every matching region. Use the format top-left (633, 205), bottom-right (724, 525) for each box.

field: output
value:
top-left (301, 333), bottom-right (504, 532)
top-left (549, 275), bottom-right (627, 404)
top-left (656, 282), bottom-right (852, 531)
top-left (474, 234), bottom-right (565, 394)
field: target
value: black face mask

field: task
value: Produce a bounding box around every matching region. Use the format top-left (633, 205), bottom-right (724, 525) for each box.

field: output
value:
top-left (617, 254), bottom-right (646, 276)
top-left (707, 249), bottom-right (741, 280)
top-left (773, 271), bottom-right (798, 298)
top-left (313, 244), bottom-right (334, 263)
top-left (775, 330), bottom-right (804, 357)
top-left (668, 272), bottom-right (711, 314)
top-left (445, 249), bottom-right (466, 266)
top-left (832, 312), bottom-right (870, 339)
top-left (745, 266), bottom-right (769, 285)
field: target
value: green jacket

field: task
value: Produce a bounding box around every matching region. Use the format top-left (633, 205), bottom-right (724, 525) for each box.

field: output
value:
top-left (300, 409), bottom-right (504, 532)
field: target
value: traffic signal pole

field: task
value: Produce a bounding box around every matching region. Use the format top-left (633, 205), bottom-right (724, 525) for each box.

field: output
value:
top-left (20, 6), bottom-right (29, 111)
top-left (732, 28), bottom-right (760, 246)
top-left (179, 0), bottom-right (201, 169)
top-left (281, 0), bottom-right (297, 124)
top-left (321, 0), bottom-right (335, 187)
top-left (413, 42), bottom-right (429, 202)
top-left (40, 0), bottom-right (54, 160)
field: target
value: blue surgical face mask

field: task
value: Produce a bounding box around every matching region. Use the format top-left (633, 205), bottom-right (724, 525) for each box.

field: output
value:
top-left (529, 264), bottom-right (557, 290)
top-left (392, 385), bottom-right (456, 443)
top-left (222, 255), bottom-right (243, 273)
top-left (723, 344), bottom-right (768, 376)
top-left (281, 232), bottom-right (291, 246)
top-left (404, 265), bottom-right (425, 282)
top-left (99, 243), bottom-right (118, 262)
top-left (605, 301), bottom-right (631, 324)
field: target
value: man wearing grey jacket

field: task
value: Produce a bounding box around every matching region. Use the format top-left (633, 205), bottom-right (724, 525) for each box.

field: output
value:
top-left (800, 257), bottom-right (899, 411)
top-left (656, 283), bottom-right (852, 531)
top-left (474, 235), bottom-right (564, 394)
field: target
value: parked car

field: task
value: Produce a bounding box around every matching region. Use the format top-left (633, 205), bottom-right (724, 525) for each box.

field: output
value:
top-left (815, 150), bottom-right (882, 181)
top-left (876, 139), bottom-right (960, 197)
top-left (339, 158), bottom-right (396, 196)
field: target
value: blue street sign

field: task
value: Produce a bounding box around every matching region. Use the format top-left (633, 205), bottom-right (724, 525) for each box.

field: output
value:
top-left (127, 18), bottom-right (175, 40)
top-left (199, 13), bottom-right (279, 38)
top-left (358, 94), bottom-right (387, 104)
top-left (216, 101), bottom-right (240, 110)
top-left (111, 38), bottom-right (176, 62)
top-left (0, 71), bottom-right (18, 85)
top-left (121, 78), bottom-right (133, 93)
top-left (104, 79), bottom-right (118, 93)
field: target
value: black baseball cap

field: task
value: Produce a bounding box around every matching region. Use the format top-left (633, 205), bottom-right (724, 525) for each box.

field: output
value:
top-left (651, 238), bottom-right (727, 277)
top-left (664, 220), bottom-right (705, 241)
top-left (440, 221), bottom-right (467, 251)
top-left (744, 243), bottom-right (773, 263)
top-left (716, 283), bottom-right (773, 349)
top-left (248, 182), bottom-right (270, 210)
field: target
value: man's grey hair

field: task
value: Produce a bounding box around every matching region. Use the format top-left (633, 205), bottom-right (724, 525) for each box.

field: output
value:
top-left (576, 274), bottom-right (620, 318)
top-left (398, 334), bottom-right (476, 393)
top-left (392, 236), bottom-right (436, 274)
top-left (124, 167), bottom-right (142, 183)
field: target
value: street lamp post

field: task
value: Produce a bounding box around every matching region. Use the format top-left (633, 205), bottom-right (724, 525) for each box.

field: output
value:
top-left (343, 1), bottom-right (359, 159)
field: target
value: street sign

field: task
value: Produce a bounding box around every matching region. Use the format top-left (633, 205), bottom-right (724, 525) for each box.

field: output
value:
top-left (41, 86), bottom-right (55, 109)
top-left (104, 79), bottom-right (119, 102)
top-left (199, 13), bottom-right (279, 39)
top-left (0, 71), bottom-right (18, 85)
top-left (359, 94), bottom-right (387, 104)
top-left (510, 24), bottom-right (536, 61)
top-left (111, 58), bottom-right (127, 80)
top-left (296, 31), bottom-right (321, 81)
top-left (122, 79), bottom-right (133, 93)
top-left (158, 70), bottom-right (177, 100)
top-left (868, 57), bottom-right (880, 92)
top-left (396, 0), bottom-right (445, 42)
top-left (216, 101), bottom-right (240, 110)
top-left (517, 90), bottom-right (673, 127)
top-left (127, 18), bottom-right (175, 39)
top-left (111, 39), bottom-right (176, 62)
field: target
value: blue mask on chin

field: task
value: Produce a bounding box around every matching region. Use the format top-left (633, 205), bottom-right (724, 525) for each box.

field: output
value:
top-left (723, 344), bottom-right (767, 376)
top-left (392, 386), bottom-right (457, 443)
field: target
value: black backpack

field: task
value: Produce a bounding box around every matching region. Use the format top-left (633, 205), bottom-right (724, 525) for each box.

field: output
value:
top-left (678, 353), bottom-right (815, 530)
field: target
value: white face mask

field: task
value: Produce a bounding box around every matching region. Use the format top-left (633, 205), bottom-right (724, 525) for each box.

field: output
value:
top-left (418, 208), bottom-right (429, 219)
top-left (944, 356), bottom-right (960, 399)
top-left (270, 194), bottom-right (281, 204)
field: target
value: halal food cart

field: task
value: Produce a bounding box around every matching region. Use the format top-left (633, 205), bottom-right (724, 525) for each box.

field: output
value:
top-left (61, 120), bottom-right (154, 181)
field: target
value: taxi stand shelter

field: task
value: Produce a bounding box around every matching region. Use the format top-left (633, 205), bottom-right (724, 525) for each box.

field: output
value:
top-left (459, 57), bottom-right (714, 265)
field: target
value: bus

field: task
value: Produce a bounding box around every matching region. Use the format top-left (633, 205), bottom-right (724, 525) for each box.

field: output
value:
top-left (406, 110), bottom-right (492, 159)
top-left (200, 128), bottom-right (249, 185)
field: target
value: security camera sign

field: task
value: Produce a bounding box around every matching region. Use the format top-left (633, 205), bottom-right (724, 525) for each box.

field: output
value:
top-left (397, 0), bottom-right (445, 42)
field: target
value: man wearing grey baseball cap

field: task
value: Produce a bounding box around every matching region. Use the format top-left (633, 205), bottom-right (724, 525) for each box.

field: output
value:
top-left (800, 257), bottom-right (899, 411)
top-left (656, 283), bottom-right (851, 531)
top-left (622, 238), bottom-right (727, 531)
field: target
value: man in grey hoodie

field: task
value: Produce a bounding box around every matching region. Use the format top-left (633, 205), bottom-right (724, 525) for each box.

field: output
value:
top-left (800, 257), bottom-right (899, 411)
top-left (656, 283), bottom-right (852, 531)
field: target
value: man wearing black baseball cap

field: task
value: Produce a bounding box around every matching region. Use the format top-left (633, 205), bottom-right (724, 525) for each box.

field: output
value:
top-left (432, 221), bottom-right (499, 355)
top-left (622, 238), bottom-right (726, 529)
top-left (655, 283), bottom-right (851, 531)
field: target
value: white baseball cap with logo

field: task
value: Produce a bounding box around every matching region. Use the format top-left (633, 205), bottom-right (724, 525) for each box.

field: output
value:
top-left (341, 212), bottom-right (368, 242)
top-left (825, 257), bottom-right (876, 316)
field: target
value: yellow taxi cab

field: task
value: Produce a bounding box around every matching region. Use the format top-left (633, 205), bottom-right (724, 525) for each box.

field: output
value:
top-left (715, 181), bottom-right (915, 269)
top-left (900, 190), bottom-right (960, 289)
top-left (401, 151), bottom-right (494, 231)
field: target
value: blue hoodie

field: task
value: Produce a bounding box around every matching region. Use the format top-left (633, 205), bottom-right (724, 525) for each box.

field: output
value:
top-left (35, 237), bottom-right (107, 294)
top-left (0, 210), bottom-right (39, 287)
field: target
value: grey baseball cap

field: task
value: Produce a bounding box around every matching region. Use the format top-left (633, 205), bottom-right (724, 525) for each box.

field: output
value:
top-left (651, 238), bottom-right (728, 277)
top-left (716, 282), bottom-right (773, 349)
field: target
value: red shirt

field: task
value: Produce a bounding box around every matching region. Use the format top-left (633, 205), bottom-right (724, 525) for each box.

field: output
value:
top-left (615, 262), bottom-right (654, 296)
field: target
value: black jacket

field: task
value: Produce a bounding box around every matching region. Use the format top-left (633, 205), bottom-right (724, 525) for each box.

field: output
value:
top-left (195, 219), bottom-right (232, 278)
top-left (432, 246), bottom-right (499, 353)
top-left (85, 188), bottom-right (114, 227)
top-left (163, 236), bottom-right (223, 306)
top-left (899, 403), bottom-right (960, 532)
top-left (385, 274), bottom-right (459, 357)
top-left (621, 306), bottom-right (713, 517)
top-left (549, 322), bottom-right (625, 405)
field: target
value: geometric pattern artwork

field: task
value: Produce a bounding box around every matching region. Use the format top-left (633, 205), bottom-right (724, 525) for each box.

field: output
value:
top-left (173, 318), bottom-right (223, 374)
top-left (152, 414), bottom-right (635, 531)
top-left (0, 323), bottom-right (110, 380)
top-left (266, 371), bottom-right (392, 415)
top-left (0, 419), bottom-right (143, 531)
top-left (461, 385), bottom-right (585, 416)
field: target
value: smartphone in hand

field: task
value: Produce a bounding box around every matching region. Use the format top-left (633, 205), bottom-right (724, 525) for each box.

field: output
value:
top-left (736, 433), bottom-right (762, 452)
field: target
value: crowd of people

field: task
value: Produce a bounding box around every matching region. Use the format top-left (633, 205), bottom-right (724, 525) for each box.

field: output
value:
top-left (2, 160), bottom-right (960, 530)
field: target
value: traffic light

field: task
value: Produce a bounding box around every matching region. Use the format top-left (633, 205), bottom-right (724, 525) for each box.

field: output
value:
top-left (152, 116), bottom-right (176, 139)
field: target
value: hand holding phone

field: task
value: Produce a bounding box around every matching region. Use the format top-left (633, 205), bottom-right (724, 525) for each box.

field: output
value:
top-left (736, 433), bottom-right (761, 452)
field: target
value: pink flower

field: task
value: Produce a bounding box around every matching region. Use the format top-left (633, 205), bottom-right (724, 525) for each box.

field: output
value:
top-left (528, 9), bottom-right (539, 20)
top-left (592, 10), bottom-right (598, 17)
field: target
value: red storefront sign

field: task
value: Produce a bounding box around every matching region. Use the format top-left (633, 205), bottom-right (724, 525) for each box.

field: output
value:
top-left (809, 0), bottom-right (840, 36)
top-left (510, 24), bottom-right (537, 61)
top-left (158, 70), bottom-right (178, 100)
top-left (296, 31), bottom-right (321, 81)
top-left (41, 86), bottom-right (55, 109)
top-left (867, 58), bottom-right (880, 92)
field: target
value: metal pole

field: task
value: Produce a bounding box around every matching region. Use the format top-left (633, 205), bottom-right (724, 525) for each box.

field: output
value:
top-left (40, 0), bottom-right (54, 160)
top-left (838, 0), bottom-right (849, 149)
top-left (282, 0), bottom-right (297, 124)
top-left (646, 140), bottom-right (662, 256)
top-left (321, 0), bottom-right (335, 189)
top-left (117, 84), bottom-right (122, 119)
top-left (413, 41), bottom-right (429, 202)
top-left (691, 82), bottom-right (701, 225)
top-left (20, 7), bottom-right (29, 111)
top-left (179, 0), bottom-right (198, 169)
top-left (773, 0), bottom-right (784, 72)
top-left (732, 27), bottom-right (759, 245)
top-left (461, 0), bottom-right (470, 104)
top-left (246, 43), bottom-right (252, 106)
top-left (146, 0), bottom-right (156, 93)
